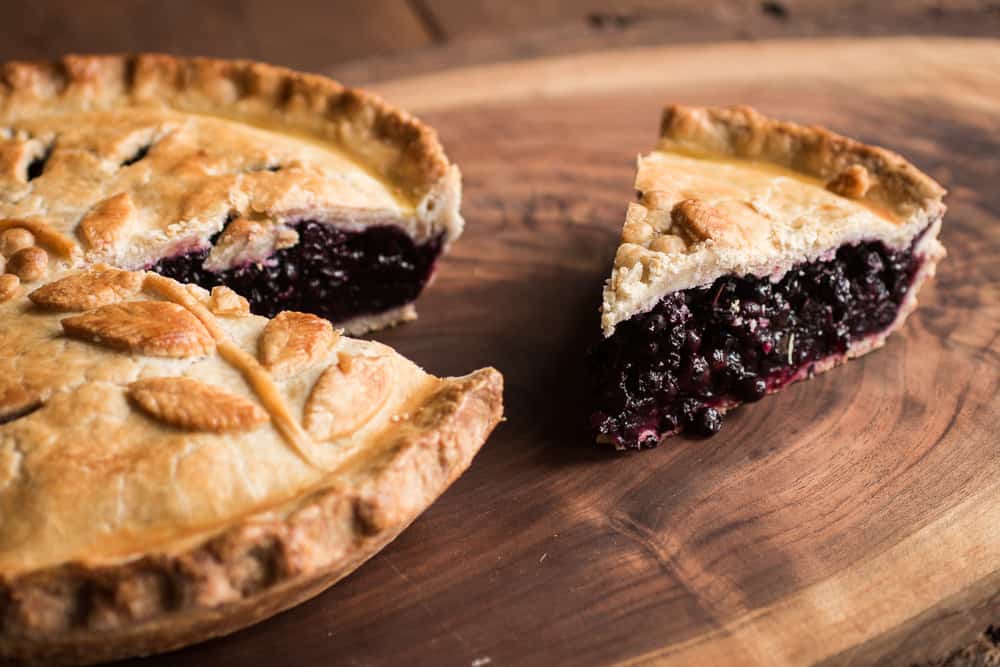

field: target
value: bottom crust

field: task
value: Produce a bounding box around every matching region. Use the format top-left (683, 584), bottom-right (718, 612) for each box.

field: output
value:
top-left (0, 368), bottom-right (503, 666)
top-left (340, 303), bottom-right (418, 336)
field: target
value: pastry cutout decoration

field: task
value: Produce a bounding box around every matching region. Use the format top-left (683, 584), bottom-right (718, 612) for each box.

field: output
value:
top-left (61, 301), bottom-right (216, 358)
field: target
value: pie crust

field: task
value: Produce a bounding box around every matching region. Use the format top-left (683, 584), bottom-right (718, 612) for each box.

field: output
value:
top-left (0, 56), bottom-right (502, 666)
top-left (603, 105), bottom-right (946, 336)
top-left (0, 54), bottom-right (465, 333)
top-left (0, 266), bottom-right (503, 666)
top-left (593, 105), bottom-right (946, 446)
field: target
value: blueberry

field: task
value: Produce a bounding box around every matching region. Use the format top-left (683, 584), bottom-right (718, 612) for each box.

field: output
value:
top-left (587, 233), bottom-right (920, 448)
top-left (753, 281), bottom-right (773, 301)
top-left (149, 222), bottom-right (442, 324)
top-left (741, 301), bottom-right (763, 318)
top-left (865, 251), bottom-right (885, 273)
top-left (666, 351), bottom-right (682, 370)
top-left (637, 369), bottom-right (664, 394)
top-left (724, 352), bottom-right (746, 382)
top-left (684, 330), bottom-right (702, 353)
top-left (694, 407), bottom-right (723, 436)
top-left (668, 325), bottom-right (686, 350)
top-left (680, 398), bottom-right (703, 424)
top-left (687, 354), bottom-right (709, 377)
top-left (647, 314), bottom-right (668, 333)
top-left (660, 411), bottom-right (681, 434)
top-left (709, 348), bottom-right (727, 371)
top-left (638, 432), bottom-right (659, 448)
top-left (666, 302), bottom-right (691, 325)
top-left (658, 375), bottom-right (679, 402)
top-left (739, 376), bottom-right (768, 402)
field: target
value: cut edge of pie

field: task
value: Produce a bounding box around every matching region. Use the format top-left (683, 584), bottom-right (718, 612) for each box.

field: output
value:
top-left (0, 53), bottom-right (464, 333)
top-left (592, 105), bottom-right (946, 448)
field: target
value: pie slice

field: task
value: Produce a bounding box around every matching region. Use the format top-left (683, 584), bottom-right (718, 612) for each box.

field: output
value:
top-left (591, 105), bottom-right (946, 448)
top-left (0, 54), bottom-right (463, 334)
top-left (0, 56), bottom-right (502, 666)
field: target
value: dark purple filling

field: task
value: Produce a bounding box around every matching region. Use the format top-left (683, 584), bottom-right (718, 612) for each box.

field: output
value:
top-left (148, 222), bottom-right (443, 324)
top-left (589, 236), bottom-right (925, 448)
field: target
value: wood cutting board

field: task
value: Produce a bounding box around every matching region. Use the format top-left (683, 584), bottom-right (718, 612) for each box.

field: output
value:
top-left (119, 38), bottom-right (1000, 667)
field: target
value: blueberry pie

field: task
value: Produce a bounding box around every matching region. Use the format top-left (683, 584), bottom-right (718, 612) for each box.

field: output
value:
top-left (0, 54), bottom-right (464, 334)
top-left (0, 56), bottom-right (502, 666)
top-left (591, 105), bottom-right (946, 448)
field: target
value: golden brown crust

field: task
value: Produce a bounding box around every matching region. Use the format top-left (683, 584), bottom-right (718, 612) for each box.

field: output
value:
top-left (0, 368), bottom-right (503, 666)
top-left (60, 300), bottom-right (216, 358)
top-left (0, 260), bottom-right (503, 664)
top-left (0, 54), bottom-right (464, 333)
top-left (127, 376), bottom-right (271, 433)
top-left (0, 57), bottom-right (489, 665)
top-left (28, 265), bottom-right (144, 311)
top-left (258, 310), bottom-right (337, 379)
top-left (603, 104), bottom-right (947, 335)
top-left (0, 274), bottom-right (18, 303)
top-left (659, 104), bottom-right (945, 218)
top-left (0, 54), bottom-right (450, 203)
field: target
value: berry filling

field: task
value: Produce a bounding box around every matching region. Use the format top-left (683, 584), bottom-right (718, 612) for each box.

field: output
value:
top-left (590, 235), bottom-right (926, 448)
top-left (148, 222), bottom-right (443, 324)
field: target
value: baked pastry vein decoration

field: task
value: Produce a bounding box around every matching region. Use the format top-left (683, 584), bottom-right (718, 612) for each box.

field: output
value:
top-left (592, 105), bottom-right (946, 448)
top-left (0, 259), bottom-right (503, 665)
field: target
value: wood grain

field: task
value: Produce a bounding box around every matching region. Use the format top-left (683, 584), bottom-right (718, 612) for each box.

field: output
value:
top-left (3, 1), bottom-right (1000, 85)
top-left (0, 0), bottom-right (431, 73)
top-left (328, 1), bottom-right (1000, 84)
top-left (422, 0), bottom-right (1000, 41)
top-left (104, 37), bottom-right (998, 667)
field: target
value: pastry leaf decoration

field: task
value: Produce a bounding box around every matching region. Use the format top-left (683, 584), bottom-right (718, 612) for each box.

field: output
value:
top-left (303, 354), bottom-right (390, 441)
top-left (61, 301), bottom-right (215, 357)
top-left (129, 376), bottom-right (269, 432)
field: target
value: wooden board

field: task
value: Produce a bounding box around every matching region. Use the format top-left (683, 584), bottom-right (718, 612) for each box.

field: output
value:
top-left (118, 38), bottom-right (1000, 667)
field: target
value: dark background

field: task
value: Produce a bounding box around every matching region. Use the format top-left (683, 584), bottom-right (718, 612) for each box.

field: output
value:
top-left (0, 1), bottom-right (998, 84)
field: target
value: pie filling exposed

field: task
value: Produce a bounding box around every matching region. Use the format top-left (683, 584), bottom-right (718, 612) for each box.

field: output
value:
top-left (593, 106), bottom-right (947, 450)
top-left (149, 222), bottom-right (444, 324)
top-left (590, 232), bottom-right (927, 448)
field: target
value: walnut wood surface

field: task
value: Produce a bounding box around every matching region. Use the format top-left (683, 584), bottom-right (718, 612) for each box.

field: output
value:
top-left (4, 1), bottom-right (1000, 82)
top-left (0, 0), bottom-right (432, 72)
top-left (100, 37), bottom-right (999, 667)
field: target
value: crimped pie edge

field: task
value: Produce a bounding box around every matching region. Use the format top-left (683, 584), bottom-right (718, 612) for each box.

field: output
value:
top-left (602, 104), bottom-right (947, 336)
top-left (0, 53), bottom-right (464, 247)
top-left (0, 367), bottom-right (502, 666)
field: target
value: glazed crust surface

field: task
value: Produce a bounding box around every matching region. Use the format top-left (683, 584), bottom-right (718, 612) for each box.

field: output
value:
top-left (0, 265), bottom-right (503, 665)
top-left (602, 105), bottom-right (946, 336)
top-left (0, 54), bottom-right (463, 271)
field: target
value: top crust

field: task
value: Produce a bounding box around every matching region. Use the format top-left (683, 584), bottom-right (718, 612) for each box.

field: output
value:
top-left (657, 105), bottom-right (945, 217)
top-left (0, 264), bottom-right (504, 665)
top-left (0, 54), bottom-right (451, 202)
top-left (0, 57), bottom-right (497, 664)
top-left (601, 105), bottom-right (947, 336)
top-left (0, 54), bottom-right (464, 269)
